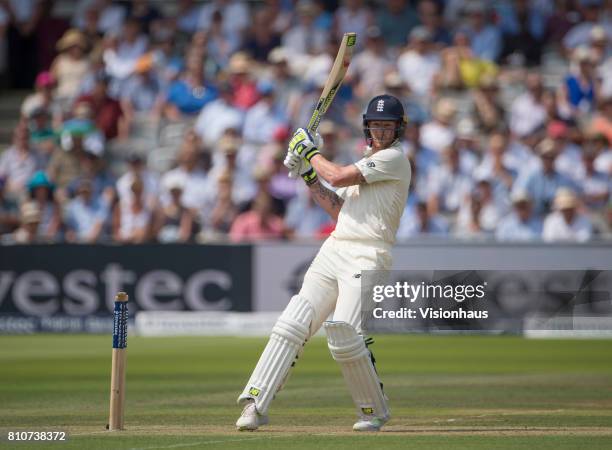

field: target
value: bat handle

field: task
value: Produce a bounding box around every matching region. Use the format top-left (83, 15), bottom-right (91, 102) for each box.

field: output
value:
top-left (288, 167), bottom-right (299, 179)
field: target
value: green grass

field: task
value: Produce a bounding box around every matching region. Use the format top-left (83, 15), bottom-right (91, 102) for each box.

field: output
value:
top-left (0, 335), bottom-right (611, 449)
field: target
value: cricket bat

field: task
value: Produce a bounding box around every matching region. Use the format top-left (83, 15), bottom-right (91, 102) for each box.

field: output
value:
top-left (289, 32), bottom-right (357, 178)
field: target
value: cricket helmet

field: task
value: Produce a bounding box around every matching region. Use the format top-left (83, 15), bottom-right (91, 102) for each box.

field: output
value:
top-left (362, 94), bottom-right (408, 143)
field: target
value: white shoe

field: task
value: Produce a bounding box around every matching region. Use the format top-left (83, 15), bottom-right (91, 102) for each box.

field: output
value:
top-left (236, 400), bottom-right (269, 431)
top-left (352, 415), bottom-right (389, 432)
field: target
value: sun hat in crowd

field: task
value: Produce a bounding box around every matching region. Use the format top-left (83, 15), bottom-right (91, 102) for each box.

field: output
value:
top-left (27, 171), bottom-right (55, 193)
top-left (56, 29), bottom-right (87, 52)
top-left (553, 188), bottom-right (579, 210)
top-left (219, 135), bottom-right (241, 155)
top-left (434, 98), bottom-right (457, 122)
top-left (511, 190), bottom-right (532, 204)
top-left (536, 138), bottom-right (556, 156)
top-left (163, 171), bottom-right (186, 192)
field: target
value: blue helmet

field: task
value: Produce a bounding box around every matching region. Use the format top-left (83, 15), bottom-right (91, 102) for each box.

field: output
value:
top-left (362, 94), bottom-right (407, 143)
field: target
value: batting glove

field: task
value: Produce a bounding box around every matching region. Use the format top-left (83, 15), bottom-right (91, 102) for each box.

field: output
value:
top-left (284, 149), bottom-right (318, 185)
top-left (288, 128), bottom-right (322, 163)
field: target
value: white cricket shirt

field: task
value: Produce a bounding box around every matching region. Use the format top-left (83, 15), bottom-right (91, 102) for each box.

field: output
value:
top-left (333, 142), bottom-right (412, 246)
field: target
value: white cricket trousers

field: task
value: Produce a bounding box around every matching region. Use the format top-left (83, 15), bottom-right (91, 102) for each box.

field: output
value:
top-left (299, 235), bottom-right (392, 335)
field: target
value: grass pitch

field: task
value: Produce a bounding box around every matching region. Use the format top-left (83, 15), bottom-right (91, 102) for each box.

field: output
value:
top-left (0, 334), bottom-right (611, 449)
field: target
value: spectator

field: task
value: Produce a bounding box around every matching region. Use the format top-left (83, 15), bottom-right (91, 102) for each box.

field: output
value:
top-left (10, 201), bottom-right (42, 244)
top-left (454, 119), bottom-right (480, 174)
top-left (229, 191), bottom-right (285, 242)
top-left (397, 200), bottom-right (448, 240)
top-left (434, 30), bottom-right (467, 90)
top-left (242, 81), bottom-right (285, 146)
top-left (3, 0), bottom-right (42, 89)
top-left (0, 122), bottom-right (38, 198)
top-left (207, 135), bottom-right (256, 208)
top-left (267, 149), bottom-right (298, 207)
top-left (495, 191), bottom-right (543, 241)
top-left (47, 119), bottom-right (94, 190)
top-left (580, 145), bottom-right (610, 210)
top-left (160, 135), bottom-right (210, 212)
top-left (67, 139), bottom-right (114, 201)
top-left (21, 71), bottom-right (60, 122)
top-left (51, 29), bottom-right (90, 107)
top-left (510, 72), bottom-right (547, 137)
top-left (453, 188), bottom-right (489, 238)
top-left (334, 0), bottom-right (372, 48)
top-left (559, 46), bottom-right (598, 115)
top-left (116, 153), bottom-right (159, 210)
top-left (281, 1), bottom-right (328, 56)
top-left (376, 0), bottom-right (418, 49)
top-left (120, 54), bottom-right (163, 133)
top-left (318, 121), bottom-right (354, 166)
top-left (590, 95), bottom-right (612, 144)
top-left (513, 138), bottom-right (579, 216)
top-left (397, 26), bottom-right (440, 98)
top-left (194, 81), bottom-right (243, 147)
top-left (285, 187), bottom-right (332, 239)
top-left (160, 52), bottom-right (218, 120)
top-left (73, 0), bottom-right (125, 35)
top-left (227, 52), bottom-right (260, 110)
top-left (417, 0), bottom-right (452, 47)
top-left (590, 25), bottom-right (611, 65)
top-left (472, 75), bottom-right (505, 133)
top-left (497, 0), bottom-right (546, 65)
top-left (427, 145), bottom-right (473, 215)
top-left (546, 0), bottom-right (577, 46)
top-left (26, 107), bottom-right (55, 153)
top-left (474, 132), bottom-right (517, 203)
top-left (462, 1), bottom-right (502, 62)
top-left (154, 173), bottom-right (196, 243)
top-left (198, 0), bottom-right (249, 39)
top-left (543, 188), bottom-right (593, 241)
top-left (128, 0), bottom-right (163, 36)
top-left (26, 171), bottom-right (61, 242)
top-left (420, 98), bottom-right (456, 154)
top-left (563, 0), bottom-right (611, 51)
top-left (265, 48), bottom-right (301, 117)
top-left (65, 178), bottom-right (111, 243)
top-left (205, 170), bottom-right (239, 238)
top-left (103, 17), bottom-right (149, 90)
top-left (351, 26), bottom-right (392, 99)
top-left (75, 71), bottom-right (125, 140)
top-left (206, 10), bottom-right (241, 67)
top-left (0, 178), bottom-right (19, 235)
top-left (551, 121), bottom-right (584, 182)
top-left (591, 133), bottom-right (612, 175)
top-left (402, 127), bottom-right (437, 199)
top-left (112, 177), bottom-right (153, 243)
top-left (242, 8), bottom-right (281, 63)
top-left (456, 179), bottom-right (505, 234)
top-left (174, 0), bottom-right (201, 34)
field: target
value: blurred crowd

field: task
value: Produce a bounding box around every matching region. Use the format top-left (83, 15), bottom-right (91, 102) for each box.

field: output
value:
top-left (0, 0), bottom-right (610, 244)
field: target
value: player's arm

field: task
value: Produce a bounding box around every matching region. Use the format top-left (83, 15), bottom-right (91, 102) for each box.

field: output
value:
top-left (307, 178), bottom-right (344, 221)
top-left (310, 154), bottom-right (366, 188)
top-left (288, 128), bottom-right (366, 188)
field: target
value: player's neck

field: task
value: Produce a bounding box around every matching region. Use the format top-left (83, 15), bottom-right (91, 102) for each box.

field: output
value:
top-left (372, 140), bottom-right (395, 152)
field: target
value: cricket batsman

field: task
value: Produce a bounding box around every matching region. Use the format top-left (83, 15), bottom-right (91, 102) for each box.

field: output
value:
top-left (236, 94), bottom-right (411, 432)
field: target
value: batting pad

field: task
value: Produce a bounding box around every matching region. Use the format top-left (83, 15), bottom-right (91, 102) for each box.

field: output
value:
top-left (324, 321), bottom-right (390, 419)
top-left (238, 295), bottom-right (313, 414)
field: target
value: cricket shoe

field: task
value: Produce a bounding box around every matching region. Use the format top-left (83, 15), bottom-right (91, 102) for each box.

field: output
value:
top-left (236, 400), bottom-right (269, 431)
top-left (352, 415), bottom-right (389, 432)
